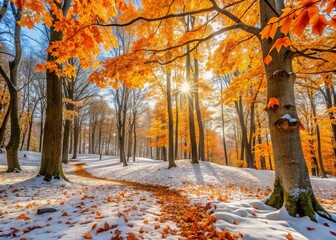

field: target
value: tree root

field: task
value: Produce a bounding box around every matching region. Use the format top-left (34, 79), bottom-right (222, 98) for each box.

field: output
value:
top-left (266, 179), bottom-right (335, 223)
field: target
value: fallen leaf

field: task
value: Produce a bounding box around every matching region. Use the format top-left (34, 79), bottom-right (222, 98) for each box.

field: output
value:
top-left (126, 232), bottom-right (138, 240)
top-left (285, 233), bottom-right (294, 240)
top-left (91, 223), bottom-right (97, 230)
top-left (17, 214), bottom-right (31, 221)
top-left (306, 227), bottom-right (315, 231)
top-left (115, 229), bottom-right (122, 237)
top-left (83, 232), bottom-right (92, 239)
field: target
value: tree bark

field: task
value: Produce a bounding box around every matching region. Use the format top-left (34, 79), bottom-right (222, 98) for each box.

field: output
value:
top-left (194, 58), bottom-right (205, 161)
top-left (220, 80), bottom-right (229, 166)
top-left (235, 98), bottom-right (254, 168)
top-left (26, 99), bottom-right (40, 151)
top-left (61, 118), bottom-right (71, 164)
top-left (261, 0), bottom-right (333, 222)
top-left (174, 91), bottom-right (179, 160)
top-left (72, 115), bottom-right (79, 159)
top-left (0, 103), bottom-right (10, 147)
top-left (132, 120), bottom-right (136, 162)
top-left (0, 5), bottom-right (23, 173)
top-left (167, 71), bottom-right (177, 168)
top-left (186, 49), bottom-right (198, 163)
top-left (39, 101), bottom-right (44, 152)
top-left (307, 90), bottom-right (326, 178)
top-left (39, 0), bottom-right (70, 181)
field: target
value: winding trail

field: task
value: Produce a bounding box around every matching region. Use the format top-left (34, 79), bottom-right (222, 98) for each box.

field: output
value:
top-left (69, 161), bottom-right (236, 240)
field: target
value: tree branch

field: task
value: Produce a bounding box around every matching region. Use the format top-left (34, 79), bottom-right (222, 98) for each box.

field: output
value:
top-left (208, 0), bottom-right (260, 40)
top-left (0, 0), bottom-right (9, 22)
top-left (143, 24), bottom-right (245, 54)
top-left (0, 65), bottom-right (17, 91)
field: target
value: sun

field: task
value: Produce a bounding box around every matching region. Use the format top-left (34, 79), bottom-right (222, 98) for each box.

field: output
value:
top-left (180, 82), bottom-right (190, 93)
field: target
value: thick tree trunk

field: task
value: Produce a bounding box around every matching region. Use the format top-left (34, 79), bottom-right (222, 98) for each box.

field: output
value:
top-left (167, 71), bottom-right (177, 168)
top-left (6, 86), bottom-right (21, 172)
top-left (260, 0), bottom-right (333, 222)
top-left (39, 0), bottom-right (69, 181)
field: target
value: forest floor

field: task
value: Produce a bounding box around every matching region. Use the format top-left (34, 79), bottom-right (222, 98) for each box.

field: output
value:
top-left (0, 152), bottom-right (335, 240)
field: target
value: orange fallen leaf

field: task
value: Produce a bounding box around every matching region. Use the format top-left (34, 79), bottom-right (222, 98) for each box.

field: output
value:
top-left (17, 214), bottom-right (31, 221)
top-left (92, 223), bottom-right (97, 230)
top-left (83, 232), bottom-right (92, 239)
top-left (126, 232), bottom-right (138, 240)
top-left (233, 220), bottom-right (239, 225)
top-left (285, 233), bottom-right (294, 240)
top-left (115, 229), bottom-right (122, 237)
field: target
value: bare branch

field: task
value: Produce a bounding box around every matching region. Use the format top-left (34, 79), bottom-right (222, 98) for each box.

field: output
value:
top-left (0, 0), bottom-right (9, 22)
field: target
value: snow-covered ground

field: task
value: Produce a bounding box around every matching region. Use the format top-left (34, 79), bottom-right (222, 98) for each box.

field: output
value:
top-left (0, 152), bottom-right (335, 239)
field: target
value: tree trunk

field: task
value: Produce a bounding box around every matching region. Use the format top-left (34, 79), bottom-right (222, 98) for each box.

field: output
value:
top-left (307, 90), bottom-right (326, 178)
top-left (167, 71), bottom-right (177, 168)
top-left (61, 118), bottom-right (71, 164)
top-left (132, 120), bottom-right (136, 162)
top-left (193, 58), bottom-right (205, 161)
top-left (1, 6), bottom-right (23, 172)
top-left (265, 131), bottom-right (273, 170)
top-left (39, 101), bottom-right (44, 152)
top-left (235, 98), bottom-right (254, 168)
top-left (0, 103), bottom-right (10, 147)
top-left (127, 121), bottom-right (133, 162)
top-left (69, 122), bottom-right (73, 154)
top-left (72, 115), bottom-right (79, 159)
top-left (174, 92), bottom-right (179, 160)
top-left (39, 0), bottom-right (69, 181)
top-left (220, 88), bottom-right (229, 166)
top-left (186, 49), bottom-right (198, 164)
top-left (324, 85), bottom-right (336, 156)
top-left (260, 0), bottom-right (333, 222)
top-left (26, 102), bottom-right (38, 151)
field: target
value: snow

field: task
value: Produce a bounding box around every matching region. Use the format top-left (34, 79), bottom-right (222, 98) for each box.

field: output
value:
top-left (280, 114), bottom-right (299, 123)
top-left (1, 152), bottom-right (336, 239)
